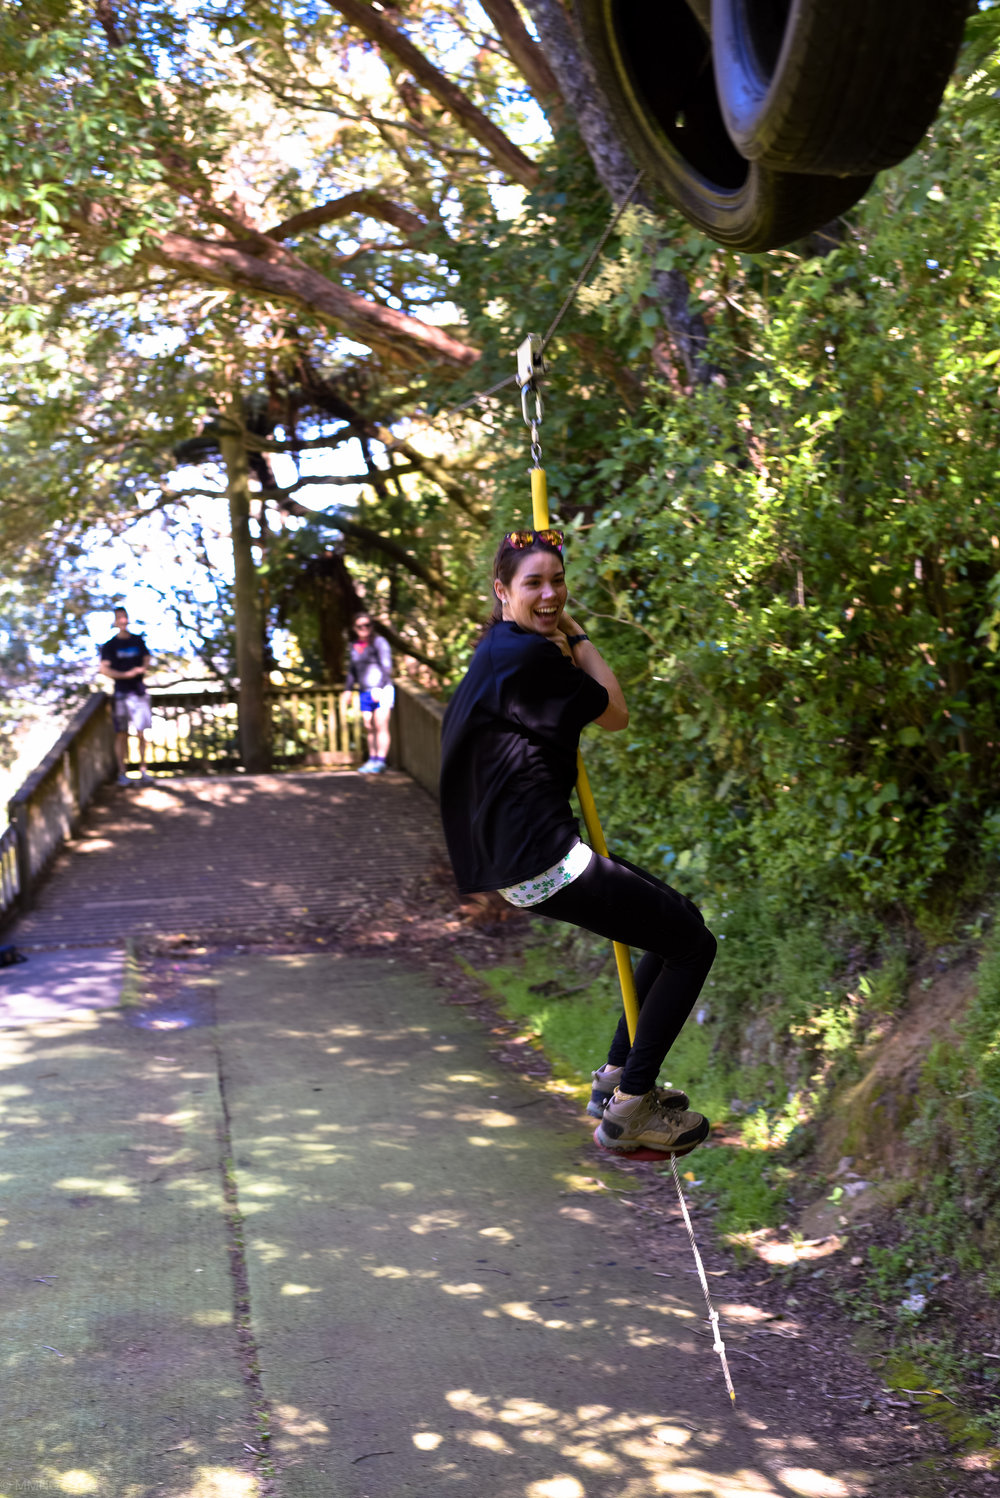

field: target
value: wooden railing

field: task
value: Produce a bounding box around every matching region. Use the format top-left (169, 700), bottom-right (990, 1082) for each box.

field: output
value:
top-left (392, 682), bottom-right (445, 797)
top-left (1, 681), bottom-right (444, 931)
top-left (1, 821), bottom-right (19, 920)
top-left (136, 686), bottom-right (363, 772)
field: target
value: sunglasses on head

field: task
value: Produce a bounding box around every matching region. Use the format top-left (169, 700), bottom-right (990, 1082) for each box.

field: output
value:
top-left (502, 528), bottom-right (564, 552)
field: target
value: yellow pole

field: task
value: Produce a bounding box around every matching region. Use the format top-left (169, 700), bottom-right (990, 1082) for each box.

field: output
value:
top-left (530, 465), bottom-right (640, 1042)
top-left (530, 467), bottom-right (549, 529)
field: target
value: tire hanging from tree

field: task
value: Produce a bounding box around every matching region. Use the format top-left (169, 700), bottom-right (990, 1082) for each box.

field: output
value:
top-left (576, 0), bottom-right (872, 252)
top-left (710, 0), bottom-right (969, 176)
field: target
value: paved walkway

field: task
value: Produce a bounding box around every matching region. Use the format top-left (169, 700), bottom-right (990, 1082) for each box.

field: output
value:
top-left (0, 771), bottom-right (921, 1496)
top-left (10, 770), bottom-right (445, 950)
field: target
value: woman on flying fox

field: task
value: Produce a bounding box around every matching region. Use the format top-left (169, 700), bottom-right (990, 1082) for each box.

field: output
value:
top-left (439, 528), bottom-right (716, 1155)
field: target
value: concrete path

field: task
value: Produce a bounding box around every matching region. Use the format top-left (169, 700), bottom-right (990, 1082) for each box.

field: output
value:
top-left (1, 946), bottom-right (874, 1498)
top-left (0, 773), bottom-right (881, 1497)
top-left (0, 974), bottom-right (247, 1497)
top-left (0, 947), bottom-right (124, 1025)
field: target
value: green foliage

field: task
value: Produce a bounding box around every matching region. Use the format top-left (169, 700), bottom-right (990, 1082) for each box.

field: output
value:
top-left (906, 906), bottom-right (1000, 1255)
top-left (0, 0), bottom-right (543, 689)
top-left (544, 99), bottom-right (1000, 919)
top-left (0, 3), bottom-right (185, 277)
top-left (0, 566), bottom-right (102, 772)
top-left (469, 930), bottom-right (624, 1089)
top-left (809, 910), bottom-right (1000, 1442)
top-left (435, 32), bottom-right (1000, 931)
top-left (837, 1202), bottom-right (1000, 1443)
top-left (856, 945), bottom-right (909, 1017)
top-left (675, 1137), bottom-right (792, 1242)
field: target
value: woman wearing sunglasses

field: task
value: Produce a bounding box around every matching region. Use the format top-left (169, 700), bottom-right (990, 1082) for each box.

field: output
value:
top-left (440, 530), bottom-right (716, 1155)
top-left (344, 613), bottom-right (394, 774)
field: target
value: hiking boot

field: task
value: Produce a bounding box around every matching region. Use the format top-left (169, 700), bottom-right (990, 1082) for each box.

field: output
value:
top-left (595, 1088), bottom-right (709, 1155)
top-left (586, 1065), bottom-right (689, 1119)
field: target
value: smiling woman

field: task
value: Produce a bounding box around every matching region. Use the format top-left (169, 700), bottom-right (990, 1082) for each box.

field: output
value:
top-left (438, 530), bottom-right (717, 1158)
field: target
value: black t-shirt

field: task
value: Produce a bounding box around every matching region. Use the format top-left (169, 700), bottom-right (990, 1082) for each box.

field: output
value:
top-left (439, 622), bottom-right (609, 895)
top-left (100, 632), bottom-right (149, 695)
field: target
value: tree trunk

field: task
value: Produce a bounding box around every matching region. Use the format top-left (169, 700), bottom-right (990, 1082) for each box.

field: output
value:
top-left (478, 0), bottom-right (566, 127)
top-left (519, 0), bottom-right (712, 385)
top-left (218, 390), bottom-right (270, 773)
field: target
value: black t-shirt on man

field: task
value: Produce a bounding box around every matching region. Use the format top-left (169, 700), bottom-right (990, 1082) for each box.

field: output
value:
top-left (100, 633), bottom-right (149, 695)
top-left (439, 621), bottom-right (609, 895)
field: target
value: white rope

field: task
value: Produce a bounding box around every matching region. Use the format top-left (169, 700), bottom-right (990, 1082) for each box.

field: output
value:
top-left (418, 170), bottom-right (644, 426)
top-left (669, 1153), bottom-right (737, 1406)
top-left (539, 170), bottom-right (644, 355)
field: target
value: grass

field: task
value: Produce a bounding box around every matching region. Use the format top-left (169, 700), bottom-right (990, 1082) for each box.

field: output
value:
top-left (471, 956), bottom-right (622, 1089)
top-left (668, 1139), bottom-right (792, 1241)
top-left (469, 930), bottom-right (734, 1115)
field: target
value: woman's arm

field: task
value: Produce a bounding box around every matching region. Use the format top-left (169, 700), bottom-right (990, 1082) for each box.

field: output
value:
top-left (375, 635), bottom-right (393, 682)
top-left (557, 612), bottom-right (629, 731)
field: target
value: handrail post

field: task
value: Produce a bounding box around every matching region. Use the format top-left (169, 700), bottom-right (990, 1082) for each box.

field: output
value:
top-left (13, 801), bottom-right (30, 914)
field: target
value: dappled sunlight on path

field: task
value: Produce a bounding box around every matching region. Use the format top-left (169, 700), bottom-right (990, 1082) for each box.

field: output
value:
top-left (0, 1000), bottom-right (249, 1495)
top-left (213, 953), bottom-right (872, 1498)
top-left (0, 792), bottom-right (903, 1496)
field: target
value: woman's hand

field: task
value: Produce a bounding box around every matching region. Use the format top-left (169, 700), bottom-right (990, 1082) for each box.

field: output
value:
top-left (547, 609), bottom-right (581, 658)
top-left (557, 612), bottom-right (629, 730)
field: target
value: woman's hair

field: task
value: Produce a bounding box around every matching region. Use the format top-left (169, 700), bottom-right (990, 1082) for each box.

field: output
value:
top-left (487, 535), bottom-right (564, 627)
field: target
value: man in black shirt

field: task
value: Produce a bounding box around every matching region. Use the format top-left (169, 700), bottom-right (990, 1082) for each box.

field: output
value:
top-left (99, 607), bottom-right (153, 785)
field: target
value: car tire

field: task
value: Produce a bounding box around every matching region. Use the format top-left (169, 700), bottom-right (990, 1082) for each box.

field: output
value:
top-left (711, 0), bottom-right (969, 176)
top-left (577, 0), bottom-right (872, 252)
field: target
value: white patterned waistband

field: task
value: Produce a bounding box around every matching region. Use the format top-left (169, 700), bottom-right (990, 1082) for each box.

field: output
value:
top-left (497, 841), bottom-right (594, 907)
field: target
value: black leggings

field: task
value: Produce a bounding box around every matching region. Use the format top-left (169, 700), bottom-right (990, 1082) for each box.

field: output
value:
top-left (535, 852), bottom-right (717, 1096)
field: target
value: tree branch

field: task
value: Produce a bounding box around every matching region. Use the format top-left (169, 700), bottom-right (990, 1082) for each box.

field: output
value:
top-left (264, 191), bottom-right (428, 242)
top-left (520, 0), bottom-right (712, 385)
top-left (239, 59), bottom-right (500, 170)
top-left (142, 231), bottom-right (479, 369)
top-left (478, 0), bottom-right (565, 127)
top-left (161, 467), bottom-right (419, 502)
top-left (292, 360), bottom-right (491, 526)
top-left (327, 0), bottom-right (540, 187)
top-left (94, 0), bottom-right (124, 47)
top-left (272, 493), bottom-right (458, 598)
top-left (374, 619), bottom-right (447, 676)
top-left (370, 426), bottom-right (490, 527)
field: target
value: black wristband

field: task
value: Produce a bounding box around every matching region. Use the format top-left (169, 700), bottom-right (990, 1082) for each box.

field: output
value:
top-left (566, 633), bottom-right (589, 646)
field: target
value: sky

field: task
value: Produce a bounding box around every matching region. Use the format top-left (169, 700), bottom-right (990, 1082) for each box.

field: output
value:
top-left (76, 439), bottom-right (366, 667)
top-left (1, 438), bottom-right (367, 818)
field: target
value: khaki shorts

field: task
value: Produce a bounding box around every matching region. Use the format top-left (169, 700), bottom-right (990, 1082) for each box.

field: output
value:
top-left (112, 694), bottom-right (152, 734)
